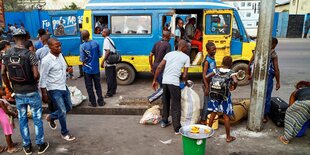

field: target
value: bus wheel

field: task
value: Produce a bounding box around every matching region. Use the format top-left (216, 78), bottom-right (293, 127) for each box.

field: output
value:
top-left (116, 63), bottom-right (136, 85)
top-left (231, 62), bottom-right (249, 86)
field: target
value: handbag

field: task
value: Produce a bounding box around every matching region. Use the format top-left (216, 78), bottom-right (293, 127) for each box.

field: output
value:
top-left (106, 38), bottom-right (121, 64)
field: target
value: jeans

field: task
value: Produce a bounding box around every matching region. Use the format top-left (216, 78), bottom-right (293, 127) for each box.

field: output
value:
top-left (15, 91), bottom-right (44, 147)
top-left (162, 84), bottom-right (181, 132)
top-left (201, 96), bottom-right (210, 121)
top-left (84, 72), bottom-right (104, 106)
top-left (48, 88), bottom-right (72, 136)
top-left (105, 66), bottom-right (117, 96)
top-left (265, 74), bottom-right (274, 115)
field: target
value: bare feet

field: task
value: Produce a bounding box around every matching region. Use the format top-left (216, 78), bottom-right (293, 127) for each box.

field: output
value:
top-left (263, 116), bottom-right (268, 123)
top-left (226, 136), bottom-right (236, 143)
top-left (279, 136), bottom-right (289, 144)
top-left (7, 147), bottom-right (22, 154)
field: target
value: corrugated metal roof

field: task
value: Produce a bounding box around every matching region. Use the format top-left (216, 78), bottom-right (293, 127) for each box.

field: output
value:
top-left (86, 0), bottom-right (233, 10)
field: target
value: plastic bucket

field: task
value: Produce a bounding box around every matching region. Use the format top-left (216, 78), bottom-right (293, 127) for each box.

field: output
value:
top-left (207, 114), bottom-right (218, 130)
top-left (180, 124), bottom-right (215, 155)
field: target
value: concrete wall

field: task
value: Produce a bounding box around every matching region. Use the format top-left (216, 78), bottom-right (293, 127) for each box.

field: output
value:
top-left (275, 4), bottom-right (290, 12)
top-left (289, 0), bottom-right (310, 14)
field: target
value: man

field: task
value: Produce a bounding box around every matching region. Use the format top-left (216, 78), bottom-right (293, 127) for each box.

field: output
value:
top-left (2, 28), bottom-right (49, 155)
top-left (34, 28), bottom-right (46, 50)
top-left (95, 17), bottom-right (107, 30)
top-left (152, 40), bottom-right (190, 134)
top-left (80, 30), bottom-right (105, 107)
top-left (101, 28), bottom-right (117, 98)
top-left (304, 18), bottom-right (310, 39)
top-left (147, 31), bottom-right (171, 103)
top-left (174, 19), bottom-right (185, 50)
top-left (184, 17), bottom-right (196, 42)
top-left (40, 38), bottom-right (76, 141)
top-left (36, 34), bottom-right (50, 64)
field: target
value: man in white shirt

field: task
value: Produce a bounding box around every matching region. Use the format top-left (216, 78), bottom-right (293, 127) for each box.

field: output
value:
top-left (101, 28), bottom-right (117, 98)
top-left (40, 38), bottom-right (76, 142)
top-left (152, 40), bottom-right (190, 134)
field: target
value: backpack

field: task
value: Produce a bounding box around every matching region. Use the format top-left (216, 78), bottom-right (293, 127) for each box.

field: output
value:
top-left (3, 48), bottom-right (35, 83)
top-left (209, 69), bottom-right (234, 101)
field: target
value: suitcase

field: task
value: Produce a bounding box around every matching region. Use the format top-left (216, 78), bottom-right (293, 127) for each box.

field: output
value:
top-left (268, 97), bottom-right (288, 127)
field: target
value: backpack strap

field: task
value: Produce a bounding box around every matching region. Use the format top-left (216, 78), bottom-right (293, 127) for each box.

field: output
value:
top-left (106, 38), bottom-right (116, 51)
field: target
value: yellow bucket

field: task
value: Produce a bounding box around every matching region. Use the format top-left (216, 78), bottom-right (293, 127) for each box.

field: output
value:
top-left (207, 114), bottom-right (219, 130)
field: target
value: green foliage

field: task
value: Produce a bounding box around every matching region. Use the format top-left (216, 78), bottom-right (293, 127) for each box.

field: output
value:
top-left (63, 2), bottom-right (80, 10)
top-left (4, 0), bottom-right (27, 11)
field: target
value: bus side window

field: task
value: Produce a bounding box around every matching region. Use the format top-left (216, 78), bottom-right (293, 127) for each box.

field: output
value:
top-left (94, 16), bottom-right (108, 34)
top-left (162, 15), bottom-right (172, 31)
top-left (111, 15), bottom-right (152, 35)
top-left (52, 16), bottom-right (78, 36)
top-left (232, 17), bottom-right (241, 39)
top-left (205, 14), bottom-right (231, 35)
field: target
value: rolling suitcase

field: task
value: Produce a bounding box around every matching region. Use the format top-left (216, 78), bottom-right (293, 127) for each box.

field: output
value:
top-left (268, 97), bottom-right (288, 127)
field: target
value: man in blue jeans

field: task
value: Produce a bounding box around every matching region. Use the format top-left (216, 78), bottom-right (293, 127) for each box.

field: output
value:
top-left (80, 30), bottom-right (105, 107)
top-left (40, 38), bottom-right (76, 141)
top-left (2, 28), bottom-right (49, 155)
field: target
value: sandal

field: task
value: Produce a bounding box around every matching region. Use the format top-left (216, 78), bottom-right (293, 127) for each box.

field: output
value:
top-left (279, 136), bottom-right (289, 144)
top-left (7, 147), bottom-right (22, 154)
top-left (226, 136), bottom-right (236, 143)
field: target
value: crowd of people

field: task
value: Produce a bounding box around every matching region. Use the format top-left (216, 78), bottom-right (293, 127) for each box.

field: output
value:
top-left (149, 28), bottom-right (309, 144)
top-left (0, 19), bottom-right (308, 154)
top-left (0, 26), bottom-right (118, 154)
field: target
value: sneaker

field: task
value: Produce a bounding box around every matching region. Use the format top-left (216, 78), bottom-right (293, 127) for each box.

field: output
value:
top-left (175, 132), bottom-right (180, 135)
top-left (38, 142), bottom-right (49, 154)
top-left (61, 134), bottom-right (76, 141)
top-left (49, 120), bottom-right (57, 130)
top-left (160, 120), bottom-right (171, 128)
top-left (23, 145), bottom-right (32, 155)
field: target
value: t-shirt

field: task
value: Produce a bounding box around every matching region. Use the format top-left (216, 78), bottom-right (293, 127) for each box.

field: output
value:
top-left (162, 51), bottom-right (190, 86)
top-left (34, 40), bottom-right (44, 50)
top-left (3, 47), bottom-right (38, 94)
top-left (175, 29), bottom-right (181, 37)
top-left (103, 36), bottom-right (116, 67)
top-left (80, 40), bottom-right (102, 74)
top-left (296, 87), bottom-right (310, 101)
top-left (151, 40), bottom-right (171, 71)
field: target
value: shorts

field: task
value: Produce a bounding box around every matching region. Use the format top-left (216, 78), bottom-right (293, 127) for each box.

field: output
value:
top-left (207, 95), bottom-right (234, 116)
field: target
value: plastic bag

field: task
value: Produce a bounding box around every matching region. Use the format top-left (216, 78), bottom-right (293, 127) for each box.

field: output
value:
top-left (68, 86), bottom-right (87, 107)
top-left (192, 52), bottom-right (203, 65)
top-left (181, 85), bottom-right (201, 126)
top-left (139, 105), bottom-right (161, 125)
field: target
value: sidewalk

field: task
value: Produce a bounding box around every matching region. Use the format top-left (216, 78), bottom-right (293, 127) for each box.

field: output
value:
top-left (0, 115), bottom-right (308, 155)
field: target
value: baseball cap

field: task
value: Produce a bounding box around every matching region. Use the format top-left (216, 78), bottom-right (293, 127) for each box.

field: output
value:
top-left (13, 28), bottom-right (27, 36)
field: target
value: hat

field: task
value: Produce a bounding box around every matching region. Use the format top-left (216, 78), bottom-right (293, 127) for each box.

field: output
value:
top-left (13, 28), bottom-right (27, 36)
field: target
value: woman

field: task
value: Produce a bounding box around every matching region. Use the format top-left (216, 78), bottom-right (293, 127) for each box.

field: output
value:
top-left (279, 81), bottom-right (310, 144)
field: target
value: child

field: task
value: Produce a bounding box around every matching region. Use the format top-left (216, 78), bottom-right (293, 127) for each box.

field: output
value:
top-left (248, 38), bottom-right (280, 123)
top-left (0, 87), bottom-right (22, 153)
top-left (200, 42), bottom-right (217, 124)
top-left (206, 56), bottom-right (238, 143)
top-left (0, 40), bottom-right (11, 87)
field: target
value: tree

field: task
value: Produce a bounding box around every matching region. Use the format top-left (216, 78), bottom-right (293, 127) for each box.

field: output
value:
top-left (4, 0), bottom-right (26, 11)
top-left (63, 2), bottom-right (80, 10)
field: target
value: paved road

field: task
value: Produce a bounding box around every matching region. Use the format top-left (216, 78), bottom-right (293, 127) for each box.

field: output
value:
top-left (0, 115), bottom-right (309, 155)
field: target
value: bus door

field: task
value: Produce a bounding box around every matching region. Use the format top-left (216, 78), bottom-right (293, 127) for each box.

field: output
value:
top-left (49, 11), bottom-right (81, 65)
top-left (203, 9), bottom-right (233, 66)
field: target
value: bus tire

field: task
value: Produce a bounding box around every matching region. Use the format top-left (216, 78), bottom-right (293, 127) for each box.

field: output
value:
top-left (231, 62), bottom-right (249, 86)
top-left (116, 63), bottom-right (136, 85)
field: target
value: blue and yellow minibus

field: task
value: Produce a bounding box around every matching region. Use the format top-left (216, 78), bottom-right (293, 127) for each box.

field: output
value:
top-left (50, 0), bottom-right (255, 85)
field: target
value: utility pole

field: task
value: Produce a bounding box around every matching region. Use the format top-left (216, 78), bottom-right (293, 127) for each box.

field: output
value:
top-left (247, 0), bottom-right (275, 131)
